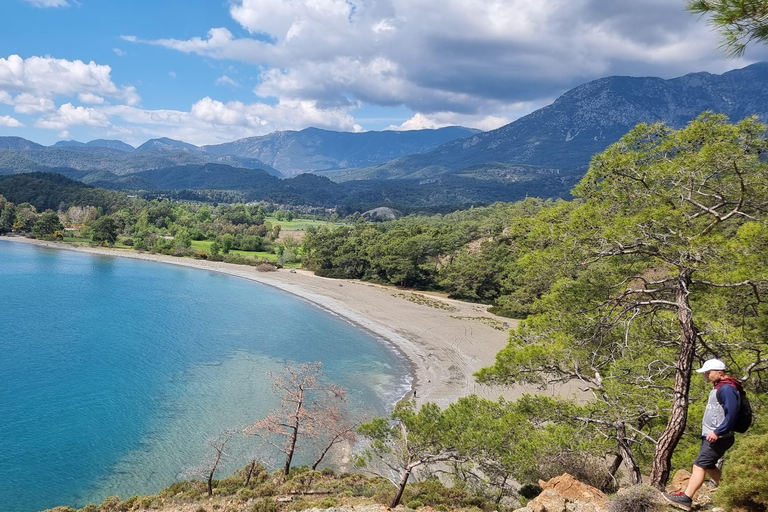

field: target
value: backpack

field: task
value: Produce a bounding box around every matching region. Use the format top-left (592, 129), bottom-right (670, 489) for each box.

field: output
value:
top-left (716, 384), bottom-right (753, 434)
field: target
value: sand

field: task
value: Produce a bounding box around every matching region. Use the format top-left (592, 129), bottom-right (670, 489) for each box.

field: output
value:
top-left (2, 237), bottom-right (547, 407)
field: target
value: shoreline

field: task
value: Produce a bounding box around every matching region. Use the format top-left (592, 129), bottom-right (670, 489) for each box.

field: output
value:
top-left (1, 236), bottom-right (538, 407)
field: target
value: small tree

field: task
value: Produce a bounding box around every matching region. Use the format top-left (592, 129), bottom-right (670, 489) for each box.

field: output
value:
top-left (355, 401), bottom-right (462, 508)
top-left (187, 430), bottom-right (236, 497)
top-left (245, 362), bottom-right (346, 476)
top-left (32, 210), bottom-right (63, 239)
top-left (311, 411), bottom-right (360, 470)
top-left (91, 216), bottom-right (119, 245)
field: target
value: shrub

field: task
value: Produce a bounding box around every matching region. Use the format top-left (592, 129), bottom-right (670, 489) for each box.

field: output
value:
top-left (319, 498), bottom-right (338, 508)
top-left (194, 251), bottom-right (208, 259)
top-left (406, 500), bottom-right (424, 509)
top-left (714, 433), bottom-right (768, 511)
top-left (255, 263), bottom-right (277, 272)
top-left (78, 505), bottom-right (97, 512)
top-left (237, 488), bottom-right (255, 502)
top-left (287, 499), bottom-right (312, 512)
top-left (607, 485), bottom-right (661, 512)
top-left (251, 498), bottom-right (277, 512)
top-left (536, 451), bottom-right (610, 490)
top-left (321, 468), bottom-right (335, 477)
top-left (254, 482), bottom-right (277, 497)
top-left (98, 496), bottom-right (125, 511)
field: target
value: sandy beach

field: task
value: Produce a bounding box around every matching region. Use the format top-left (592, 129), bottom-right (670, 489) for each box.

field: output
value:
top-left (2, 236), bottom-right (545, 407)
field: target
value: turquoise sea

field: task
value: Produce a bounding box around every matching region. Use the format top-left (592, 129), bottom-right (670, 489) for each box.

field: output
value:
top-left (0, 240), bottom-right (411, 512)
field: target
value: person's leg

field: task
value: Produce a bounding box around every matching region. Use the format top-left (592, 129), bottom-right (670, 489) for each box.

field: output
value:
top-left (705, 467), bottom-right (722, 485)
top-left (684, 465), bottom-right (707, 498)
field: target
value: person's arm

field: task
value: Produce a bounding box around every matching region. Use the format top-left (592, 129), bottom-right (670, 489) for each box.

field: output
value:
top-left (714, 385), bottom-right (740, 436)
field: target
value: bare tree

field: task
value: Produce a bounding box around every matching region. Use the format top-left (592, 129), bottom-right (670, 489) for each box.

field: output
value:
top-left (246, 362), bottom-right (346, 476)
top-left (186, 430), bottom-right (236, 497)
top-left (311, 411), bottom-right (361, 470)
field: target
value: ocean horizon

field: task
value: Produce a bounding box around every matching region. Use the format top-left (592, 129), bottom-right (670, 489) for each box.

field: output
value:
top-left (0, 240), bottom-right (410, 512)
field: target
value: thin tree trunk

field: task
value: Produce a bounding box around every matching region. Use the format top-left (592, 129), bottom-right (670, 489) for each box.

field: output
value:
top-left (391, 466), bottom-right (413, 508)
top-left (244, 461), bottom-right (256, 486)
top-left (650, 269), bottom-right (698, 489)
top-left (600, 453), bottom-right (623, 492)
top-left (284, 424), bottom-right (299, 476)
top-left (617, 422), bottom-right (642, 486)
top-left (207, 471), bottom-right (214, 497)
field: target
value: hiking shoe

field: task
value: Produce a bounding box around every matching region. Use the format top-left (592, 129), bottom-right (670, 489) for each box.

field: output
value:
top-left (662, 492), bottom-right (693, 511)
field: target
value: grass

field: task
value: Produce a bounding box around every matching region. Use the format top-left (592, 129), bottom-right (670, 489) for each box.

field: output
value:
top-left (264, 217), bottom-right (341, 231)
top-left (190, 240), bottom-right (278, 259)
top-left (189, 240), bottom-right (302, 268)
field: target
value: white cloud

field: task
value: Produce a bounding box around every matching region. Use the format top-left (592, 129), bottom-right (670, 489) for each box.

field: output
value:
top-left (128, 0), bottom-right (768, 123)
top-left (0, 91), bottom-right (12, 105)
top-left (78, 92), bottom-right (106, 104)
top-left (13, 93), bottom-right (56, 114)
top-left (113, 48), bottom-right (126, 57)
top-left (36, 103), bottom-right (111, 130)
top-left (23, 0), bottom-right (69, 7)
top-left (0, 55), bottom-right (140, 105)
top-left (215, 75), bottom-right (240, 87)
top-left (0, 115), bottom-right (24, 127)
top-left (390, 113), bottom-right (508, 132)
top-left (93, 95), bottom-right (362, 145)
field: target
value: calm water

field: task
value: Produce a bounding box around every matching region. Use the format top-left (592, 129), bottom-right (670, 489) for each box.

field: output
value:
top-left (0, 240), bottom-right (410, 512)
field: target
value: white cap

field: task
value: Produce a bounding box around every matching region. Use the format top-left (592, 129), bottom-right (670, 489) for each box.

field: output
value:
top-left (696, 359), bottom-right (727, 373)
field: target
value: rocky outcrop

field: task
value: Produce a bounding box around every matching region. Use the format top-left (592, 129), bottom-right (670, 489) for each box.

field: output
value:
top-left (513, 474), bottom-right (608, 512)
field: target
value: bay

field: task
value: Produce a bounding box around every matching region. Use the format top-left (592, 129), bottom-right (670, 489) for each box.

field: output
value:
top-left (0, 240), bottom-right (410, 512)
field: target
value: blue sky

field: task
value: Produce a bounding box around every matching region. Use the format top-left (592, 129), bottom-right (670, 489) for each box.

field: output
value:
top-left (1, 0), bottom-right (766, 147)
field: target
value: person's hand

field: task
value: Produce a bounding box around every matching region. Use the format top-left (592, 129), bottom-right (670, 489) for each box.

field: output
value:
top-left (706, 432), bottom-right (719, 443)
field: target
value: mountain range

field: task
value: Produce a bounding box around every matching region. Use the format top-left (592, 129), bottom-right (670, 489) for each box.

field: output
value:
top-left (1, 62), bottom-right (767, 210)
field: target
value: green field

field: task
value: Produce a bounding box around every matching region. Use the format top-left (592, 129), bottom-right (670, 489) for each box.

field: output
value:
top-left (190, 240), bottom-right (276, 259)
top-left (264, 217), bottom-right (341, 231)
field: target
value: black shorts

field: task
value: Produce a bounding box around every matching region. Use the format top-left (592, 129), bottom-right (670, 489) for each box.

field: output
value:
top-left (694, 436), bottom-right (735, 470)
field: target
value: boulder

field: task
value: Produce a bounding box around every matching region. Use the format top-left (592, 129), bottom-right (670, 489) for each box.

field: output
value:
top-left (520, 474), bottom-right (608, 512)
top-left (669, 469), bottom-right (692, 493)
top-left (538, 474), bottom-right (608, 508)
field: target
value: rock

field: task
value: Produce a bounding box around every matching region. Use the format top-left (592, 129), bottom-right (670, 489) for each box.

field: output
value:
top-left (527, 490), bottom-right (568, 512)
top-left (520, 474), bottom-right (609, 512)
top-left (538, 474), bottom-right (608, 509)
top-left (670, 469), bottom-right (692, 493)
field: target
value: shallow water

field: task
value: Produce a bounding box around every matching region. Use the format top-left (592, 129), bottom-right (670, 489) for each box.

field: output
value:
top-left (0, 241), bottom-right (410, 512)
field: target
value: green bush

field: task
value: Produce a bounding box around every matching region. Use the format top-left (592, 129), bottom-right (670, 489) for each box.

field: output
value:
top-left (254, 482), bottom-right (277, 497)
top-left (251, 498), bottom-right (277, 512)
top-left (607, 485), bottom-right (660, 512)
top-left (406, 500), bottom-right (424, 509)
top-left (319, 497), bottom-right (338, 508)
top-left (78, 505), bottom-right (97, 512)
top-left (714, 433), bottom-right (768, 511)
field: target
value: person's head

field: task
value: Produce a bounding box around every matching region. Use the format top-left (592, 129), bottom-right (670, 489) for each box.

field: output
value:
top-left (696, 358), bottom-right (727, 383)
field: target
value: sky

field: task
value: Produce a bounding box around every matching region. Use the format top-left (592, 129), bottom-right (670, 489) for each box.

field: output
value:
top-left (0, 0), bottom-right (766, 147)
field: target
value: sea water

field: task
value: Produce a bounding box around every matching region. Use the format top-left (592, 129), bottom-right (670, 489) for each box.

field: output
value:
top-left (0, 240), bottom-right (411, 512)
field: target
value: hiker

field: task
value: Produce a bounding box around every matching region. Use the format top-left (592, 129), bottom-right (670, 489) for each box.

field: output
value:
top-left (662, 358), bottom-right (744, 511)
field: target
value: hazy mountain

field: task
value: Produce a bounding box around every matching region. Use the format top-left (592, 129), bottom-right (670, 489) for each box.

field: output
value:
top-left (0, 137), bottom-right (280, 176)
top-left (330, 62), bottom-right (768, 182)
top-left (55, 139), bottom-right (135, 152)
top-left (136, 137), bottom-right (199, 153)
top-left (202, 126), bottom-right (481, 176)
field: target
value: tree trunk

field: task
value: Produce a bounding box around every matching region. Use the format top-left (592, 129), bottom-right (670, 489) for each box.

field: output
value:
top-left (284, 424), bottom-right (299, 476)
top-left (650, 268), bottom-right (698, 489)
top-left (600, 453), bottom-right (623, 492)
top-left (244, 461), bottom-right (256, 486)
top-left (207, 471), bottom-right (214, 497)
top-left (391, 466), bottom-right (413, 508)
top-left (617, 422), bottom-right (642, 486)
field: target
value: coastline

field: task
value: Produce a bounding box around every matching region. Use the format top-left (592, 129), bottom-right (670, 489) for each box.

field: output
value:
top-left (1, 236), bottom-right (541, 407)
